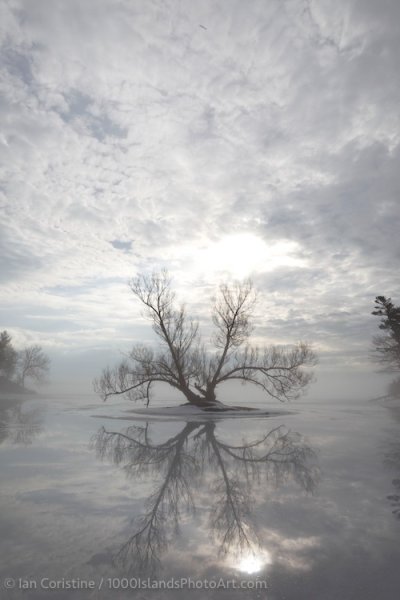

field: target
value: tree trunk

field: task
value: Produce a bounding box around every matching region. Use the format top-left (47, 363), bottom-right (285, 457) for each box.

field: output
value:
top-left (183, 388), bottom-right (218, 408)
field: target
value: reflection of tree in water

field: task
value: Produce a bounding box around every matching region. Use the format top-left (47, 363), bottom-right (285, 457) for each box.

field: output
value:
top-left (387, 378), bottom-right (400, 399)
top-left (382, 377), bottom-right (400, 519)
top-left (0, 399), bottom-right (43, 445)
top-left (92, 420), bottom-right (319, 575)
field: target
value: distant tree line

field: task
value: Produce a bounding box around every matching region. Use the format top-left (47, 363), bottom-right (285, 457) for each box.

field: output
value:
top-left (0, 330), bottom-right (50, 388)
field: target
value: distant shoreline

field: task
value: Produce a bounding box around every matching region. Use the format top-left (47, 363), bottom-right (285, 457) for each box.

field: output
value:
top-left (0, 375), bottom-right (35, 396)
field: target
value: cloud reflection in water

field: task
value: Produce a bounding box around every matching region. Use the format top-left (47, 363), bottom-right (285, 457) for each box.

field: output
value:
top-left (91, 419), bottom-right (319, 576)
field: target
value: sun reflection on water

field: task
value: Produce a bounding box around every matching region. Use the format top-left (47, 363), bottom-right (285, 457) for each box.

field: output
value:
top-left (234, 550), bottom-right (273, 574)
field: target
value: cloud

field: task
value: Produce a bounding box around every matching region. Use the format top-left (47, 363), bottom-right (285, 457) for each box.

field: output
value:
top-left (0, 0), bottom-right (399, 385)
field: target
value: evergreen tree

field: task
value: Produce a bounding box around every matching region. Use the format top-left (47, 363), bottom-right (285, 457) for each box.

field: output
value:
top-left (0, 331), bottom-right (18, 379)
top-left (372, 296), bottom-right (400, 370)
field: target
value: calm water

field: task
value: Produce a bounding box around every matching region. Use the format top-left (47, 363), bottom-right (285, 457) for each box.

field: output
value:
top-left (0, 391), bottom-right (399, 599)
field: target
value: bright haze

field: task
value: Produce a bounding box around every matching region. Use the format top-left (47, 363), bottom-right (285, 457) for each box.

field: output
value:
top-left (1, 0), bottom-right (399, 398)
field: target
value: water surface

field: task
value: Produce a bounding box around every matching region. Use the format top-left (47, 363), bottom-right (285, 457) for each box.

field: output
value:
top-left (0, 392), bottom-right (399, 598)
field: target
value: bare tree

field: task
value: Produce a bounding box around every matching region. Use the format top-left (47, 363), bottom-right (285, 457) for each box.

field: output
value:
top-left (94, 271), bottom-right (316, 408)
top-left (17, 345), bottom-right (50, 388)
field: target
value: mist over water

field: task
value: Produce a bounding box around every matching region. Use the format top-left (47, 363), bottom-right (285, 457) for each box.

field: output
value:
top-left (43, 368), bottom-right (394, 404)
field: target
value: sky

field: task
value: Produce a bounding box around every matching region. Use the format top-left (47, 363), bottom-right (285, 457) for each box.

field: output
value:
top-left (1, 0), bottom-right (399, 396)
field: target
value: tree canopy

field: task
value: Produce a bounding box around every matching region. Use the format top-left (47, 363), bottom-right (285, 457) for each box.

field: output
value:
top-left (372, 296), bottom-right (400, 370)
top-left (17, 345), bottom-right (51, 387)
top-left (0, 330), bottom-right (18, 379)
top-left (0, 331), bottom-right (50, 389)
top-left (95, 271), bottom-right (316, 408)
